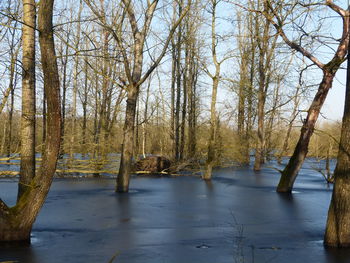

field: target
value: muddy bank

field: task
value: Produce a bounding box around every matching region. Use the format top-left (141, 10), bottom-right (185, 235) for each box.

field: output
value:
top-left (0, 159), bottom-right (349, 263)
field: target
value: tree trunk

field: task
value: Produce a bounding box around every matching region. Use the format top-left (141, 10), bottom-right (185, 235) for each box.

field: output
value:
top-left (277, 72), bottom-right (335, 192)
top-left (7, 85), bottom-right (15, 157)
top-left (180, 55), bottom-right (187, 161)
top-left (204, 0), bottom-right (220, 180)
top-left (253, 79), bottom-right (266, 171)
top-left (174, 28), bottom-right (182, 162)
top-left (236, 10), bottom-right (250, 165)
top-left (82, 58), bottom-right (89, 155)
top-left (204, 77), bottom-right (219, 180)
top-left (0, 0), bottom-right (61, 243)
top-left (116, 89), bottom-right (138, 192)
top-left (59, 39), bottom-right (69, 157)
top-left (93, 66), bottom-right (100, 159)
top-left (42, 89), bottom-right (47, 153)
top-left (170, 39), bottom-right (176, 160)
top-left (277, 85), bottom-right (300, 164)
top-left (18, 0), bottom-right (36, 200)
top-left (142, 78), bottom-right (151, 158)
top-left (99, 28), bottom-right (111, 158)
top-left (324, 43), bottom-right (350, 247)
top-left (134, 98), bottom-right (140, 158)
top-left (253, 2), bottom-right (275, 170)
top-left (265, 78), bottom-right (280, 161)
top-left (237, 57), bottom-right (248, 163)
top-left (187, 45), bottom-right (197, 160)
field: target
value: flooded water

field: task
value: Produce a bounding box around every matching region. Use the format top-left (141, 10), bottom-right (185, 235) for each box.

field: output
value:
top-left (1, 158), bottom-right (349, 263)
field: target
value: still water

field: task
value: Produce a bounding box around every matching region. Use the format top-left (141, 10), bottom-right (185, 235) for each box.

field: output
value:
top-left (0, 158), bottom-right (349, 263)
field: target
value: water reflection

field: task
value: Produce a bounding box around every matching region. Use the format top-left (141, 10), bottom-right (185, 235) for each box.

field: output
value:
top-left (0, 243), bottom-right (38, 263)
top-left (325, 247), bottom-right (350, 263)
top-left (117, 193), bottom-right (132, 223)
top-left (204, 179), bottom-right (214, 192)
top-left (277, 192), bottom-right (294, 203)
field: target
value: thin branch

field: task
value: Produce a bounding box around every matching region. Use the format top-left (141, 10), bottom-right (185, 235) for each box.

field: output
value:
top-left (138, 1), bottom-right (191, 86)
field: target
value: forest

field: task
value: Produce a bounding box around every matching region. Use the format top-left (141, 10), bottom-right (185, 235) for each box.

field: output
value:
top-left (1, 0), bottom-right (350, 262)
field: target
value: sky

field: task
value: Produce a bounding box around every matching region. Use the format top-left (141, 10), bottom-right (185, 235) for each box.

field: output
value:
top-left (323, 68), bottom-right (346, 122)
top-left (319, 0), bottom-right (349, 122)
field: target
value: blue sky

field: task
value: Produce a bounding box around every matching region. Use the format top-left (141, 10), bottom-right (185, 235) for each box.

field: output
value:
top-left (323, 67), bottom-right (346, 121)
top-left (320, 0), bottom-right (349, 121)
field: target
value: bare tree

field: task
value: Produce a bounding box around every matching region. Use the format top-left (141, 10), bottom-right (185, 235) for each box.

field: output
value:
top-left (203, 0), bottom-right (232, 180)
top-left (0, 0), bottom-right (61, 242)
top-left (253, 0), bottom-right (279, 171)
top-left (264, 1), bottom-right (350, 192)
top-left (85, 0), bottom-right (190, 192)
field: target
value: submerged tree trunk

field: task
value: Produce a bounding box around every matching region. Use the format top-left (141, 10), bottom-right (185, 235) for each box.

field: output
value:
top-left (204, 76), bottom-right (219, 180)
top-left (117, 89), bottom-right (138, 192)
top-left (18, 0), bottom-right (36, 200)
top-left (261, 0), bottom-right (349, 192)
top-left (253, 2), bottom-right (277, 170)
top-left (324, 40), bottom-right (350, 247)
top-left (0, 0), bottom-right (60, 243)
top-left (277, 72), bottom-right (335, 192)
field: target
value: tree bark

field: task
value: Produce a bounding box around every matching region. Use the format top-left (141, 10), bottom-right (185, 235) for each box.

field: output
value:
top-left (0, 0), bottom-right (61, 243)
top-left (18, 0), bottom-right (36, 200)
top-left (116, 89), bottom-right (137, 192)
top-left (324, 39), bottom-right (350, 247)
top-left (277, 72), bottom-right (335, 192)
top-left (204, 76), bottom-right (219, 180)
top-left (237, 46), bottom-right (248, 163)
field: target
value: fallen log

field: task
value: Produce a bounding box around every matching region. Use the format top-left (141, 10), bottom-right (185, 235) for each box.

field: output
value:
top-left (134, 156), bottom-right (171, 173)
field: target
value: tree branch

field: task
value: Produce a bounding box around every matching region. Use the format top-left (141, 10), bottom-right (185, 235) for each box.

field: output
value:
top-left (138, 1), bottom-right (191, 86)
top-left (325, 0), bottom-right (347, 17)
